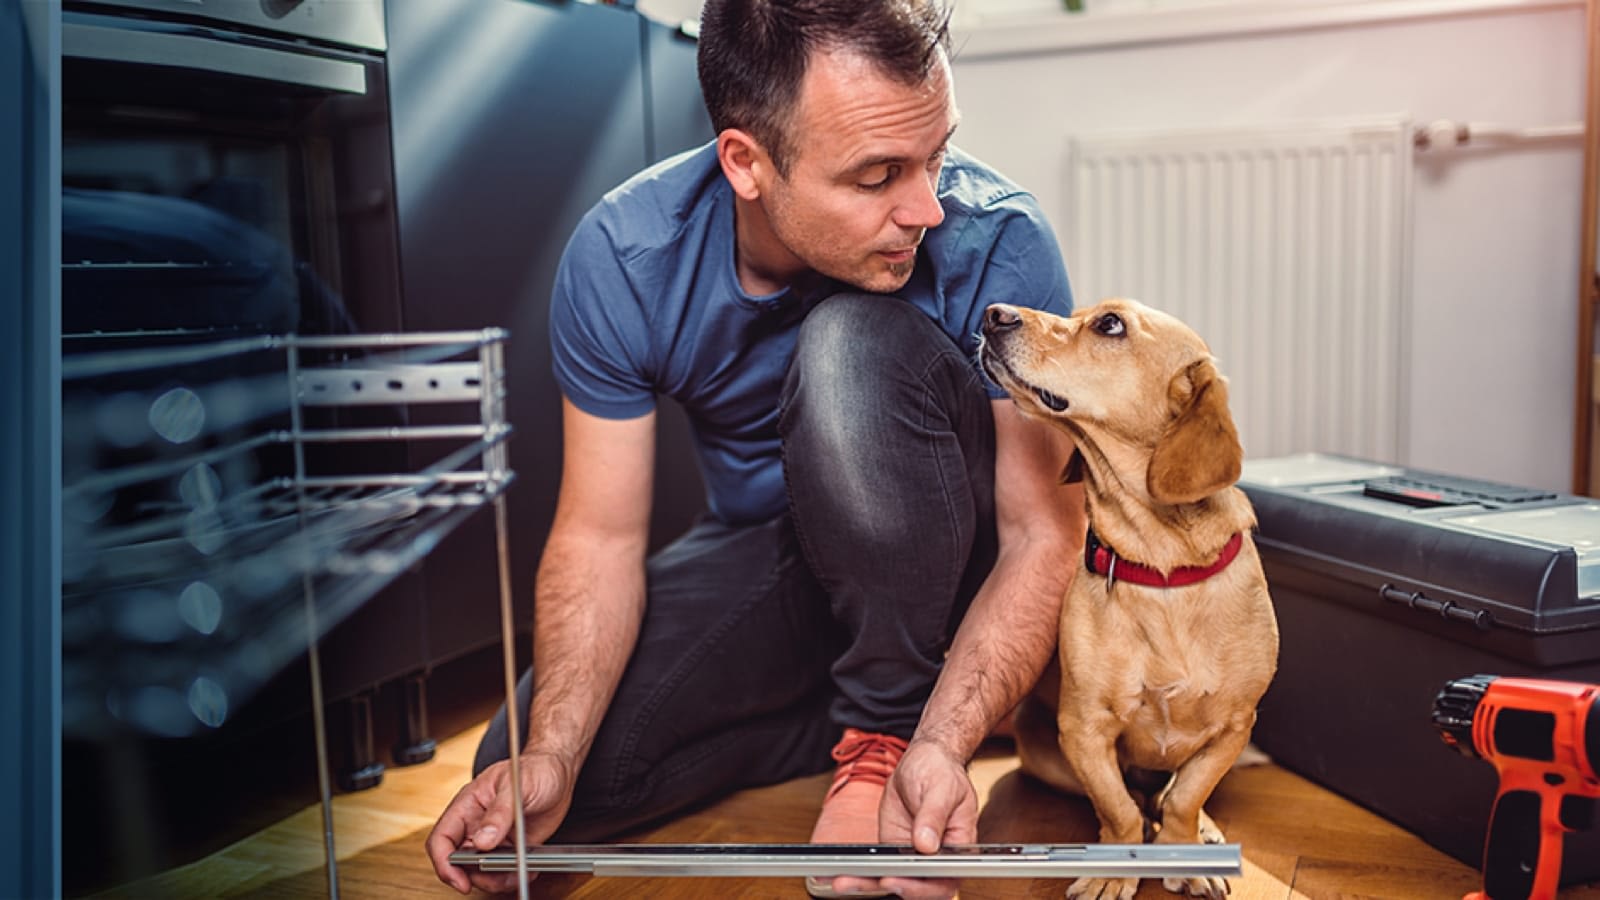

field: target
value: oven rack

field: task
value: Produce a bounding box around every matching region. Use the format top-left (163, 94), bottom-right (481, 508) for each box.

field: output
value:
top-left (60, 329), bottom-right (515, 740)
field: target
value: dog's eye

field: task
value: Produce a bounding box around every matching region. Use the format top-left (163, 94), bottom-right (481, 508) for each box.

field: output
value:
top-left (1093, 313), bottom-right (1126, 337)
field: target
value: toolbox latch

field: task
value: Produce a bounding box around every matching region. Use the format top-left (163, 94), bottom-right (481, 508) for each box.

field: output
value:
top-left (1378, 583), bottom-right (1495, 631)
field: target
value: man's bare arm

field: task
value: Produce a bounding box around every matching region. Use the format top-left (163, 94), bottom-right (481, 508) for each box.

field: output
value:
top-left (521, 398), bottom-right (657, 772)
top-left (912, 398), bottom-right (1085, 763)
top-left (429, 399), bottom-right (657, 891)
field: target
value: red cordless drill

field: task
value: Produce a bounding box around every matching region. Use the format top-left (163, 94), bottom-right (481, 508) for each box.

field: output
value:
top-left (1433, 675), bottom-right (1600, 900)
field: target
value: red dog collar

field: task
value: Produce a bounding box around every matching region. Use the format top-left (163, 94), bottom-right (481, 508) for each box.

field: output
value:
top-left (1084, 527), bottom-right (1244, 589)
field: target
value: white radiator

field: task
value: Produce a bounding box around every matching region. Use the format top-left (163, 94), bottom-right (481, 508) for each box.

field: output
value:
top-left (1062, 117), bottom-right (1412, 462)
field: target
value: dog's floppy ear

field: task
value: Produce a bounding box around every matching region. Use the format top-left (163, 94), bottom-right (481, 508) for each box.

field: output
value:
top-left (1147, 357), bottom-right (1242, 505)
top-left (1059, 448), bottom-right (1085, 485)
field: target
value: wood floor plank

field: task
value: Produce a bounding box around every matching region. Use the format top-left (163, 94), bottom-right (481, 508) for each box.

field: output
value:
top-left (1286, 857), bottom-right (1483, 900)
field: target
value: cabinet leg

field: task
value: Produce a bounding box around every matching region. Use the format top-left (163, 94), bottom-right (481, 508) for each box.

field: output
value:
top-left (392, 671), bottom-right (437, 766)
top-left (337, 690), bottom-right (385, 792)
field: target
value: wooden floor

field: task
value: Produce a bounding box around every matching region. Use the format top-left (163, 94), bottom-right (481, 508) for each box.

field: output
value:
top-left (104, 721), bottom-right (1600, 900)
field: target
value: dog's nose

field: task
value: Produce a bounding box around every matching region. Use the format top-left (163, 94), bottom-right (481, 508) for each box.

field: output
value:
top-left (983, 304), bottom-right (1021, 335)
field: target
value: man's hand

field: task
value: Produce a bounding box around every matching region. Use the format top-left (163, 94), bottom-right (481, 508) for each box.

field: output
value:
top-left (822, 739), bottom-right (977, 900)
top-left (425, 751), bottom-right (576, 895)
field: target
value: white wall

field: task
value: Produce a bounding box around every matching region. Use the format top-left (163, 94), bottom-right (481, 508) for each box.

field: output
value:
top-left (948, 1), bottom-right (1587, 492)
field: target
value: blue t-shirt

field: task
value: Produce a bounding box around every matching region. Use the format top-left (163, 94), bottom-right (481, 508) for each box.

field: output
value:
top-left (550, 141), bottom-right (1073, 525)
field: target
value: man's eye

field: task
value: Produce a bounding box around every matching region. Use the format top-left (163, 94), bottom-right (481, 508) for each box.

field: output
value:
top-left (858, 165), bottom-right (900, 191)
top-left (1093, 313), bottom-right (1125, 337)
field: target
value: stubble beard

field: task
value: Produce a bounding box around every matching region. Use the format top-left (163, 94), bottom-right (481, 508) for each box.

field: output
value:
top-left (885, 256), bottom-right (916, 283)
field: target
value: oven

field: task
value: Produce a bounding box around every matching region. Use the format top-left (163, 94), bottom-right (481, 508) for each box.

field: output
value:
top-left (58, 2), bottom-right (437, 893)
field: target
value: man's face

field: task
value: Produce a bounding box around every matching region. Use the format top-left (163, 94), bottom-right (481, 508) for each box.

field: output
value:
top-left (756, 47), bottom-right (959, 294)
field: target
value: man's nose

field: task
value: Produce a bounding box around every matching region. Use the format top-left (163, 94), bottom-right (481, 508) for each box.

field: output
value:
top-left (894, 169), bottom-right (945, 230)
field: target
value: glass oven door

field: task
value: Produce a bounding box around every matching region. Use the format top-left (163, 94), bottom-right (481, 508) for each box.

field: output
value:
top-left (61, 7), bottom-right (404, 345)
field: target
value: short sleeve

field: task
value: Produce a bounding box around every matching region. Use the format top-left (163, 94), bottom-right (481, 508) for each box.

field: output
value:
top-left (991, 201), bottom-right (1074, 318)
top-left (549, 210), bottom-right (657, 420)
top-left (967, 200), bottom-right (1075, 398)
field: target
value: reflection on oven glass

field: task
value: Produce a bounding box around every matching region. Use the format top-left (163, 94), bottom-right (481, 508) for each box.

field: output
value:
top-left (62, 184), bottom-right (353, 337)
top-left (148, 385), bottom-right (205, 443)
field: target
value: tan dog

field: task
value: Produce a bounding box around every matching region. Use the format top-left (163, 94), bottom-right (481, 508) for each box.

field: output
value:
top-left (978, 298), bottom-right (1278, 900)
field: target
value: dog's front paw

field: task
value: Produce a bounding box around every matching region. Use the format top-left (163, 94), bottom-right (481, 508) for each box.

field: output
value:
top-left (1067, 876), bottom-right (1139, 900)
top-left (1162, 875), bottom-right (1230, 899)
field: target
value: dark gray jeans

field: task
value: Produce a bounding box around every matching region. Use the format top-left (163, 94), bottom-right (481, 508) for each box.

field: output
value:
top-left (474, 293), bottom-right (999, 840)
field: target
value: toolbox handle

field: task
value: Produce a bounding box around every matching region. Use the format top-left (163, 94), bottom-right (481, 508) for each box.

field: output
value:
top-left (1379, 583), bottom-right (1495, 631)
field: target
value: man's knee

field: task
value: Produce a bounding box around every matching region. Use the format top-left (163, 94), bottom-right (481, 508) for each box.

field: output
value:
top-left (786, 293), bottom-right (946, 400)
top-left (781, 293), bottom-right (962, 451)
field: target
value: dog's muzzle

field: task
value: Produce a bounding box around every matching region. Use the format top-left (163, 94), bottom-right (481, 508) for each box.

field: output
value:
top-left (979, 310), bottom-right (1070, 413)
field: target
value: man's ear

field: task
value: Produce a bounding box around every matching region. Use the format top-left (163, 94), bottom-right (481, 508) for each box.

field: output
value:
top-left (716, 129), bottom-right (769, 201)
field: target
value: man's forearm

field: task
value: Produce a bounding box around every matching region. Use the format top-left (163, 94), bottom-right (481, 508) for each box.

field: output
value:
top-left (911, 535), bottom-right (1072, 763)
top-left (520, 533), bottom-right (647, 772)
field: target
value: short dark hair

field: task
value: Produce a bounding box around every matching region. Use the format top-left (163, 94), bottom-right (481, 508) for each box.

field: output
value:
top-left (697, 0), bottom-right (953, 176)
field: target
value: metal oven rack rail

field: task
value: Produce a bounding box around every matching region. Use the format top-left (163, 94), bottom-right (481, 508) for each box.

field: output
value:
top-left (61, 328), bottom-right (517, 896)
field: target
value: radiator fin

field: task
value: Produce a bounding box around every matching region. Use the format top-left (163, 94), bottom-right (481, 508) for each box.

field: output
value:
top-left (1063, 118), bottom-right (1411, 462)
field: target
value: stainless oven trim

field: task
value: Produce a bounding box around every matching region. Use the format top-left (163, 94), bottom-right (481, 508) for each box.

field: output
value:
top-left (74, 0), bottom-right (386, 52)
top-left (63, 21), bottom-right (368, 94)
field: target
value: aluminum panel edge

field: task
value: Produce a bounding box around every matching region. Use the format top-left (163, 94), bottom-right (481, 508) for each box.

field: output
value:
top-left (1, 2), bottom-right (61, 898)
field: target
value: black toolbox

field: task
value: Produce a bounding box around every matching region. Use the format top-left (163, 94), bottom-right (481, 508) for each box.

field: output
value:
top-left (1237, 454), bottom-right (1600, 886)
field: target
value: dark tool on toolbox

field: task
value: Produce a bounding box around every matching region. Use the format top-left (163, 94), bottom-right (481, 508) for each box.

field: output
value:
top-left (1433, 675), bottom-right (1600, 900)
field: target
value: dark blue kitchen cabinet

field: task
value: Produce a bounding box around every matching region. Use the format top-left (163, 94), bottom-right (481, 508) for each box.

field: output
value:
top-left (342, 0), bottom-right (712, 705)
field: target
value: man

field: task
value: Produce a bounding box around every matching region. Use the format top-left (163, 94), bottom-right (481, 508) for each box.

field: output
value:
top-left (427, 1), bottom-right (1085, 897)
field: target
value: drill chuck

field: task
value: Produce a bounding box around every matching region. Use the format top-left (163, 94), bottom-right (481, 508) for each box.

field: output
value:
top-left (1433, 674), bottom-right (1498, 759)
